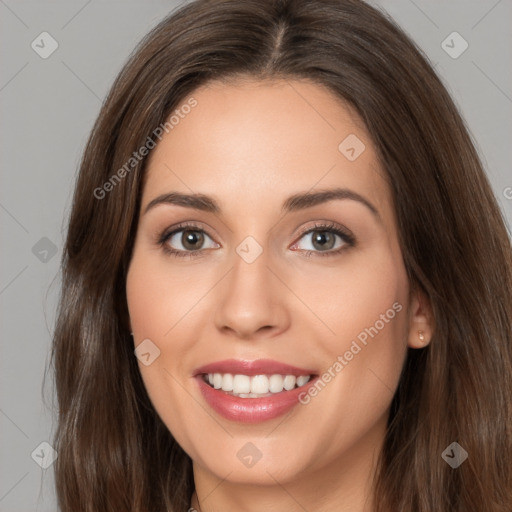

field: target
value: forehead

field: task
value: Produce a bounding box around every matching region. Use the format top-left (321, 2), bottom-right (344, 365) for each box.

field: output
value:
top-left (142, 78), bottom-right (392, 222)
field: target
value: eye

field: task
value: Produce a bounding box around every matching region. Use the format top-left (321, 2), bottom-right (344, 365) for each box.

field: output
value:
top-left (158, 222), bottom-right (219, 258)
top-left (290, 222), bottom-right (355, 257)
top-left (158, 221), bottom-right (355, 259)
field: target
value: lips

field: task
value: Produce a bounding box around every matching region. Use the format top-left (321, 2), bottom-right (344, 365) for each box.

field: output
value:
top-left (194, 358), bottom-right (317, 377)
top-left (193, 359), bottom-right (319, 423)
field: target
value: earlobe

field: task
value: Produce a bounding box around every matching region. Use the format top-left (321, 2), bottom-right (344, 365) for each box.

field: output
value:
top-left (407, 290), bottom-right (434, 348)
top-left (410, 328), bottom-right (429, 348)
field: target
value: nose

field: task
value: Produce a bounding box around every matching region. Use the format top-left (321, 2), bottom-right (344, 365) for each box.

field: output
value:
top-left (213, 247), bottom-right (290, 340)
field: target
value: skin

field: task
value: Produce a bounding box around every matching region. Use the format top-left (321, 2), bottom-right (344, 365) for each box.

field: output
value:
top-left (125, 78), bottom-right (433, 512)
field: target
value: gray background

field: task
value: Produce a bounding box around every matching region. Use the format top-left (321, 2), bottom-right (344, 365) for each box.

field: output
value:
top-left (1, 1), bottom-right (511, 510)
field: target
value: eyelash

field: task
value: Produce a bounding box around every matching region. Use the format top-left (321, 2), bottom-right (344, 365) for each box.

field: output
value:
top-left (157, 221), bottom-right (356, 259)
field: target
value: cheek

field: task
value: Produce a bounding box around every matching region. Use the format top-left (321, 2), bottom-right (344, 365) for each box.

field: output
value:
top-left (125, 249), bottom-right (211, 431)
top-left (296, 247), bottom-right (409, 444)
top-left (330, 258), bottom-right (407, 351)
top-left (340, 250), bottom-right (408, 376)
top-left (126, 249), bottom-right (206, 337)
top-left (291, 244), bottom-right (409, 359)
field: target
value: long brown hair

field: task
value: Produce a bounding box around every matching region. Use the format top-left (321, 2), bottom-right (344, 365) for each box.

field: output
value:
top-left (50, 0), bottom-right (512, 510)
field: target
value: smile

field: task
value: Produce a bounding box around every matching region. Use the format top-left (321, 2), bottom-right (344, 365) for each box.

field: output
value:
top-left (193, 359), bottom-right (319, 423)
top-left (203, 373), bottom-right (312, 397)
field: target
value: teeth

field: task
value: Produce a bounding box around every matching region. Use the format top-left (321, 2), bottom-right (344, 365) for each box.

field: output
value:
top-left (205, 373), bottom-right (311, 396)
top-left (250, 375), bottom-right (269, 394)
top-left (269, 374), bottom-right (284, 393)
top-left (296, 375), bottom-right (310, 387)
top-left (221, 373), bottom-right (233, 392)
top-left (213, 373), bottom-right (223, 389)
top-left (233, 374), bottom-right (251, 394)
top-left (283, 375), bottom-right (296, 390)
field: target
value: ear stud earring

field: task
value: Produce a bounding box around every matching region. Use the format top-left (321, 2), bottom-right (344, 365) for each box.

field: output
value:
top-left (418, 330), bottom-right (425, 342)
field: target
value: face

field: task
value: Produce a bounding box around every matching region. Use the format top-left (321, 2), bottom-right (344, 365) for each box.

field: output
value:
top-left (126, 78), bottom-right (431, 493)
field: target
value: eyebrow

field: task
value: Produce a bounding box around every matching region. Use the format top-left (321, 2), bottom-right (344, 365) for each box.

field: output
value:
top-left (143, 187), bottom-right (380, 220)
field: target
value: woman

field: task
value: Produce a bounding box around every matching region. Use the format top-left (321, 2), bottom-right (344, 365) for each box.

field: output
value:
top-left (50, 0), bottom-right (512, 510)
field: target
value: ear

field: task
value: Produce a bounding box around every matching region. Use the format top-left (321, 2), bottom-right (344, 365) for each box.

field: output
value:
top-left (407, 288), bottom-right (434, 348)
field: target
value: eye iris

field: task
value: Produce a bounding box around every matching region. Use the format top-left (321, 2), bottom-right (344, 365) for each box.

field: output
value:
top-left (312, 231), bottom-right (335, 250)
top-left (182, 230), bottom-right (204, 250)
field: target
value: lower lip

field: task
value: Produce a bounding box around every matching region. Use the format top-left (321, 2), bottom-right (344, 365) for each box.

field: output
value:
top-left (195, 375), bottom-right (318, 423)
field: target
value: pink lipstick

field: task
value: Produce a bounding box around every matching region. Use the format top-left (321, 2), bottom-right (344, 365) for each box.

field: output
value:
top-left (194, 359), bottom-right (318, 423)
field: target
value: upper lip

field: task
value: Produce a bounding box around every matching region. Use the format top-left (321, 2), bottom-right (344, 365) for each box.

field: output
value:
top-left (194, 359), bottom-right (317, 377)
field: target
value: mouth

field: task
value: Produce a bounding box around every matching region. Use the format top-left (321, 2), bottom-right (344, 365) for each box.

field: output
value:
top-left (193, 359), bottom-right (319, 423)
top-left (200, 372), bottom-right (315, 398)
